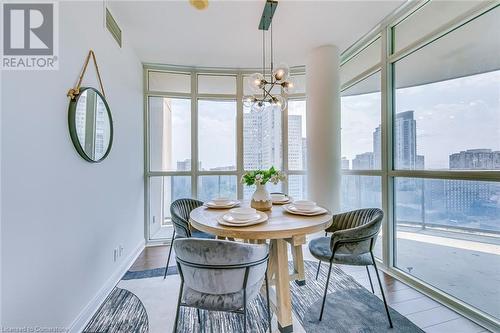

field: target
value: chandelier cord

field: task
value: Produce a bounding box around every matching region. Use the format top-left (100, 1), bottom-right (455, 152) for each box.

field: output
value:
top-left (262, 27), bottom-right (266, 99)
top-left (247, 0), bottom-right (291, 111)
top-left (270, 7), bottom-right (274, 79)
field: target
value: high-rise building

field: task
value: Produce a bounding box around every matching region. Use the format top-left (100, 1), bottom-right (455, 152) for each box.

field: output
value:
top-left (288, 114), bottom-right (304, 170)
top-left (150, 98), bottom-right (173, 170)
top-left (445, 149), bottom-right (500, 215)
top-left (243, 107), bottom-right (282, 170)
top-left (288, 114), bottom-right (306, 198)
top-left (394, 110), bottom-right (424, 169)
top-left (373, 125), bottom-right (381, 169)
top-left (449, 149), bottom-right (500, 170)
top-left (75, 93), bottom-right (87, 145)
top-left (74, 90), bottom-right (109, 159)
top-left (94, 97), bottom-right (108, 157)
top-left (341, 157), bottom-right (350, 169)
top-left (353, 152), bottom-right (374, 170)
top-left (177, 159), bottom-right (191, 171)
top-left (302, 137), bottom-right (307, 170)
top-left (445, 180), bottom-right (492, 215)
top-left (176, 158), bottom-right (202, 171)
top-left (350, 111), bottom-right (424, 170)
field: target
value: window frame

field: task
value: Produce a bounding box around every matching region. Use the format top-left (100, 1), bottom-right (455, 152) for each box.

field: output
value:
top-left (340, 2), bottom-right (500, 330)
top-left (144, 66), bottom-right (306, 243)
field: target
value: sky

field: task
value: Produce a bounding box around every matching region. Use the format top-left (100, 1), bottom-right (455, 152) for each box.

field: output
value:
top-left (159, 98), bottom-right (307, 171)
top-left (341, 69), bottom-right (500, 169)
top-left (162, 99), bottom-right (237, 170)
top-left (198, 100), bottom-right (237, 169)
top-left (155, 69), bottom-right (499, 172)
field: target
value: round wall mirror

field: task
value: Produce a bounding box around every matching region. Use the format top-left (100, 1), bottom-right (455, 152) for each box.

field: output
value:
top-left (68, 87), bottom-right (113, 162)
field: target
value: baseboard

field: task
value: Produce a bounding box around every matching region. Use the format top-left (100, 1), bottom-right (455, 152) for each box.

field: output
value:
top-left (68, 239), bottom-right (145, 333)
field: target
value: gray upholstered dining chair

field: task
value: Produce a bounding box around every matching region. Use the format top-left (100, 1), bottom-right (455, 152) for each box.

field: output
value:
top-left (163, 198), bottom-right (215, 279)
top-left (308, 208), bottom-right (393, 327)
top-left (173, 238), bottom-right (272, 333)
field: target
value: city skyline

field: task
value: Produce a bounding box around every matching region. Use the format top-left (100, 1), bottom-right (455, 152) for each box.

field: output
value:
top-left (341, 70), bottom-right (500, 169)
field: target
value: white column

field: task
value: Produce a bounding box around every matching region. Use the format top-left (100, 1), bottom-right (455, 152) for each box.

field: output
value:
top-left (306, 45), bottom-right (341, 211)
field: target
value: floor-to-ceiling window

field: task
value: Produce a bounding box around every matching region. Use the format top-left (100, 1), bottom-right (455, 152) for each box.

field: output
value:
top-left (340, 2), bottom-right (499, 328)
top-left (340, 39), bottom-right (384, 259)
top-left (391, 5), bottom-right (500, 321)
top-left (145, 69), bottom-right (306, 241)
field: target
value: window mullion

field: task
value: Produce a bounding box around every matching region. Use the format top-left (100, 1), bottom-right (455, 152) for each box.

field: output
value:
top-left (283, 95), bottom-right (289, 194)
top-left (191, 71), bottom-right (198, 199)
top-left (382, 23), bottom-right (395, 268)
top-left (236, 73), bottom-right (244, 199)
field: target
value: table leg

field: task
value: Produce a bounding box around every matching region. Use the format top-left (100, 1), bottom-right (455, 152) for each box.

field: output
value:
top-left (216, 236), bottom-right (235, 241)
top-left (272, 239), bottom-right (294, 333)
top-left (291, 244), bottom-right (306, 286)
top-left (267, 241), bottom-right (276, 283)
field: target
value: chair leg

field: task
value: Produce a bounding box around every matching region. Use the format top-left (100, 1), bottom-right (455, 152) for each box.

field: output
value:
top-left (173, 281), bottom-right (183, 333)
top-left (164, 230), bottom-right (176, 279)
top-left (366, 266), bottom-right (375, 294)
top-left (319, 261), bottom-right (333, 321)
top-left (316, 232), bottom-right (328, 281)
top-left (265, 272), bottom-right (272, 333)
top-left (243, 307), bottom-right (247, 333)
top-left (315, 260), bottom-right (321, 280)
top-left (370, 252), bottom-right (393, 328)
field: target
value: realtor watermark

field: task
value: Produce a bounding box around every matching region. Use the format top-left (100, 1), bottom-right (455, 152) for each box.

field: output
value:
top-left (1, 2), bottom-right (59, 70)
top-left (1, 328), bottom-right (67, 332)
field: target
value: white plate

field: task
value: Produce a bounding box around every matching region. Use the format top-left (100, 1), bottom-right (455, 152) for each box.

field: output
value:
top-left (217, 212), bottom-right (268, 227)
top-left (283, 204), bottom-right (328, 216)
top-left (222, 213), bottom-right (260, 224)
top-left (204, 200), bottom-right (240, 209)
top-left (272, 197), bottom-right (292, 205)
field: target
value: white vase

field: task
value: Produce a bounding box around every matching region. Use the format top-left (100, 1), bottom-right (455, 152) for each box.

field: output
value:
top-left (251, 183), bottom-right (272, 211)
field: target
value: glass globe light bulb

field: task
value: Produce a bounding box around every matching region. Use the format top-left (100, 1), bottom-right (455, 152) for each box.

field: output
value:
top-left (274, 95), bottom-right (287, 111)
top-left (242, 95), bottom-right (256, 108)
top-left (273, 64), bottom-right (290, 83)
top-left (282, 80), bottom-right (295, 94)
top-left (251, 100), bottom-right (266, 113)
top-left (247, 73), bottom-right (265, 94)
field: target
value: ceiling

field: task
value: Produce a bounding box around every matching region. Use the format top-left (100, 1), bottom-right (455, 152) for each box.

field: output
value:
top-left (108, 0), bottom-right (405, 68)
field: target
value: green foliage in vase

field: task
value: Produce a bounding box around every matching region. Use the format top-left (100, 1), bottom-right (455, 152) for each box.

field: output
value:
top-left (241, 166), bottom-right (287, 186)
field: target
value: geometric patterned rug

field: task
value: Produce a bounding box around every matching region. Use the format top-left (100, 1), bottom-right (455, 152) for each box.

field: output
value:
top-left (85, 260), bottom-right (424, 332)
top-left (83, 287), bottom-right (148, 333)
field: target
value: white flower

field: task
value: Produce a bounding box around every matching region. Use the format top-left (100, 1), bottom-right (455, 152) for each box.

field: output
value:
top-left (278, 171), bottom-right (287, 182)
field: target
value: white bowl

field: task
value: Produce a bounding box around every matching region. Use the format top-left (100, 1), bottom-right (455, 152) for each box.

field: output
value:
top-left (271, 193), bottom-right (286, 201)
top-left (212, 197), bottom-right (232, 205)
top-left (293, 200), bottom-right (317, 211)
top-left (229, 207), bottom-right (257, 220)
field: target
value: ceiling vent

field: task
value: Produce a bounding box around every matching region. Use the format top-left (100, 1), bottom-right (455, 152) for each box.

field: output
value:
top-left (106, 8), bottom-right (122, 47)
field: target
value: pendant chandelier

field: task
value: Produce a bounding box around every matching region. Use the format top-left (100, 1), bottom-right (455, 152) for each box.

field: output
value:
top-left (243, 0), bottom-right (294, 113)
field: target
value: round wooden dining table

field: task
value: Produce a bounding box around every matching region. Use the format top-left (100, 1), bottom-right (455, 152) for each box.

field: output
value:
top-left (190, 202), bottom-right (333, 333)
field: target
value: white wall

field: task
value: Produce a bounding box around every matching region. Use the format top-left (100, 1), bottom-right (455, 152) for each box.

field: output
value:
top-left (0, 53), bottom-right (3, 329)
top-left (1, 1), bottom-right (144, 329)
